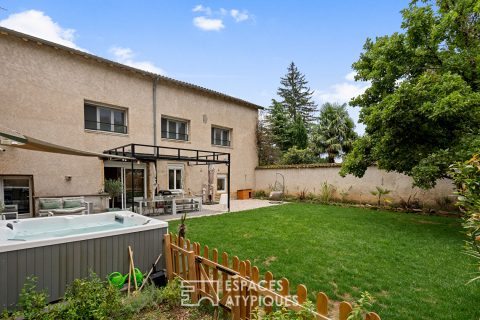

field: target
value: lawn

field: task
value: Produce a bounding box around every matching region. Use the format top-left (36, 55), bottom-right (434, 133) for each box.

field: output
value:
top-left (169, 203), bottom-right (480, 320)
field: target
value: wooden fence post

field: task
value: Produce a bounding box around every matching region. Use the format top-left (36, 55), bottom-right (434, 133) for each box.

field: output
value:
top-left (164, 234), bottom-right (173, 280)
top-left (187, 250), bottom-right (198, 304)
top-left (316, 292), bottom-right (329, 316)
top-left (339, 301), bottom-right (352, 320)
top-left (231, 276), bottom-right (241, 320)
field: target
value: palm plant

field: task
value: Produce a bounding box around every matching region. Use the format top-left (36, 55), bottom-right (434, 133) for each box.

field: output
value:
top-left (310, 102), bottom-right (357, 163)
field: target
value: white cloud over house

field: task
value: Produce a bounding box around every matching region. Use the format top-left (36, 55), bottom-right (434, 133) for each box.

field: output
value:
top-left (191, 5), bottom-right (251, 31)
top-left (0, 9), bottom-right (87, 51)
top-left (109, 46), bottom-right (165, 74)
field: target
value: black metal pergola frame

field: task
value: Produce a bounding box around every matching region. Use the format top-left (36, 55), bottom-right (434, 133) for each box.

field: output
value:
top-left (104, 143), bottom-right (231, 211)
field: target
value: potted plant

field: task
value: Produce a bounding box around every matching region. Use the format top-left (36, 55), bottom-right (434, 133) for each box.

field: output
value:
top-left (104, 179), bottom-right (123, 211)
top-left (0, 200), bottom-right (4, 215)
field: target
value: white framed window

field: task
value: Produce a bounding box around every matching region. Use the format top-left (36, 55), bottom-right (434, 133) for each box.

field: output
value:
top-left (84, 103), bottom-right (127, 134)
top-left (211, 127), bottom-right (231, 147)
top-left (161, 117), bottom-right (189, 141)
top-left (168, 164), bottom-right (184, 190)
top-left (217, 174), bottom-right (227, 193)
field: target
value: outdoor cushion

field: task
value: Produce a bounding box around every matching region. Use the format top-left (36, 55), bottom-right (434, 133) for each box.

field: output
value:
top-left (51, 207), bottom-right (85, 214)
top-left (63, 199), bottom-right (83, 208)
top-left (40, 198), bottom-right (62, 210)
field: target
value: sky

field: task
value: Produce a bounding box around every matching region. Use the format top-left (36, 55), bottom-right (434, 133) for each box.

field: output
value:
top-left (0, 0), bottom-right (410, 134)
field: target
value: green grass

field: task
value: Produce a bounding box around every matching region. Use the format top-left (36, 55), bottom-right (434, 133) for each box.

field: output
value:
top-left (170, 203), bottom-right (480, 320)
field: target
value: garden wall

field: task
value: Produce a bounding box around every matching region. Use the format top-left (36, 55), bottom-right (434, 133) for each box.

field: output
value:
top-left (254, 165), bottom-right (456, 208)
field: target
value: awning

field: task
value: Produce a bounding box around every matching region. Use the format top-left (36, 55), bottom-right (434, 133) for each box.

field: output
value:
top-left (0, 127), bottom-right (133, 160)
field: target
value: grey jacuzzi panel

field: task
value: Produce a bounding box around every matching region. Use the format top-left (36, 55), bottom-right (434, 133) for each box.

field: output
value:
top-left (0, 227), bottom-right (167, 310)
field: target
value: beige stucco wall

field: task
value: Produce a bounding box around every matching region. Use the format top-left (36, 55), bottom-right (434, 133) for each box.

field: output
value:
top-left (255, 166), bottom-right (456, 207)
top-left (0, 33), bottom-right (258, 213)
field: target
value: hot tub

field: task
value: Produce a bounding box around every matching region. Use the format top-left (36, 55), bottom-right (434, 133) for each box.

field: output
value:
top-left (0, 212), bottom-right (168, 310)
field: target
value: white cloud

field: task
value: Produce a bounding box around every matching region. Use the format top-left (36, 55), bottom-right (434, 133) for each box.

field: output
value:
top-left (192, 5), bottom-right (212, 15)
top-left (191, 5), bottom-right (251, 30)
top-left (314, 73), bottom-right (371, 135)
top-left (0, 9), bottom-right (87, 51)
top-left (193, 16), bottom-right (225, 31)
top-left (230, 9), bottom-right (250, 22)
top-left (110, 46), bottom-right (165, 74)
top-left (315, 82), bottom-right (369, 105)
top-left (345, 71), bottom-right (356, 81)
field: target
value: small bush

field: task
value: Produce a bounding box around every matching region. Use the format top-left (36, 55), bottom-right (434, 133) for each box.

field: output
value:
top-left (55, 272), bottom-right (123, 319)
top-left (253, 190), bottom-right (268, 199)
top-left (158, 278), bottom-right (182, 309)
top-left (18, 277), bottom-right (49, 320)
top-left (320, 182), bottom-right (335, 203)
top-left (297, 188), bottom-right (308, 201)
top-left (251, 300), bottom-right (316, 319)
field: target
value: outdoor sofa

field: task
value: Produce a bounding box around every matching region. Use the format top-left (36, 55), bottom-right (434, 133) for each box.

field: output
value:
top-left (38, 197), bottom-right (89, 216)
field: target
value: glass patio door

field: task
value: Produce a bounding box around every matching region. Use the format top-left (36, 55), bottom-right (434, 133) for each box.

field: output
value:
top-left (104, 161), bottom-right (146, 210)
top-left (0, 176), bottom-right (33, 216)
top-left (125, 169), bottom-right (145, 206)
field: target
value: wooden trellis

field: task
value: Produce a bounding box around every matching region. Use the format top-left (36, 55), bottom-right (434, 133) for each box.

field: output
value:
top-left (164, 234), bottom-right (381, 320)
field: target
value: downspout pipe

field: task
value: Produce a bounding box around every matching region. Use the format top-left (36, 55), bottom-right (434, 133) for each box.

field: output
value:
top-left (152, 76), bottom-right (160, 146)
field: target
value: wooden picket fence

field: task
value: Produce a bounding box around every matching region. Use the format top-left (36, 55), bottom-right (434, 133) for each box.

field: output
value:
top-left (164, 233), bottom-right (381, 320)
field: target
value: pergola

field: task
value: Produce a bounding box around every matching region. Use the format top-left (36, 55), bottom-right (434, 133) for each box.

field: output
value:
top-left (103, 143), bottom-right (231, 211)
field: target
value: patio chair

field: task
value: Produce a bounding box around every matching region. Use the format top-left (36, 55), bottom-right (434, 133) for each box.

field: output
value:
top-left (1, 204), bottom-right (19, 220)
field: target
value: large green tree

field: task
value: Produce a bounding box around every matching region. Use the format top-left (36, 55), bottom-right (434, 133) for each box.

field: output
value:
top-left (277, 62), bottom-right (317, 128)
top-left (340, 0), bottom-right (480, 188)
top-left (266, 62), bottom-right (316, 153)
top-left (310, 102), bottom-right (357, 163)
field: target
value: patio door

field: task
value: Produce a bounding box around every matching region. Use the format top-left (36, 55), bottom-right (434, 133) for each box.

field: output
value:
top-left (0, 176), bottom-right (33, 217)
top-left (104, 161), bottom-right (146, 209)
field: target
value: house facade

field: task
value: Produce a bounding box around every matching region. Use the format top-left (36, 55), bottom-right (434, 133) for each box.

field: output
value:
top-left (0, 27), bottom-right (260, 216)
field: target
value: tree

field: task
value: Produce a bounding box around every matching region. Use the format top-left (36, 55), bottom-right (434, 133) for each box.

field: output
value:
top-left (288, 114), bottom-right (308, 149)
top-left (257, 115), bottom-right (281, 165)
top-left (267, 100), bottom-right (292, 152)
top-left (310, 102), bottom-right (357, 163)
top-left (104, 179), bottom-right (123, 208)
top-left (280, 146), bottom-right (319, 165)
top-left (340, 0), bottom-right (480, 188)
top-left (277, 62), bottom-right (317, 128)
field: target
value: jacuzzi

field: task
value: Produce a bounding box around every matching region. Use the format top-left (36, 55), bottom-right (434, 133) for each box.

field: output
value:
top-left (0, 212), bottom-right (168, 310)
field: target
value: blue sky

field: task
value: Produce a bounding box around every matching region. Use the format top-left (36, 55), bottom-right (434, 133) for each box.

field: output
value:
top-left (0, 0), bottom-right (410, 134)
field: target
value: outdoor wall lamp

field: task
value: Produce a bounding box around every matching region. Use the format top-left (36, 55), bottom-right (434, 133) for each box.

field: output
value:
top-left (65, 175), bottom-right (72, 182)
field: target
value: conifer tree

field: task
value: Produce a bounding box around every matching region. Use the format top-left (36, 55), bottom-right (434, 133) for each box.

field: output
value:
top-left (277, 62), bottom-right (317, 127)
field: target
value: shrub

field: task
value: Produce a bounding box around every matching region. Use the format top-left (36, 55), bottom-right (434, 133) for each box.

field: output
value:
top-left (253, 190), bottom-right (268, 199)
top-left (347, 291), bottom-right (375, 320)
top-left (297, 188), bottom-right (308, 201)
top-left (158, 278), bottom-right (182, 309)
top-left (399, 192), bottom-right (421, 210)
top-left (17, 277), bottom-right (49, 320)
top-left (55, 272), bottom-right (123, 319)
top-left (450, 155), bottom-right (480, 283)
top-left (251, 301), bottom-right (316, 320)
top-left (370, 186), bottom-right (391, 206)
top-left (121, 284), bottom-right (164, 317)
top-left (320, 182), bottom-right (335, 203)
